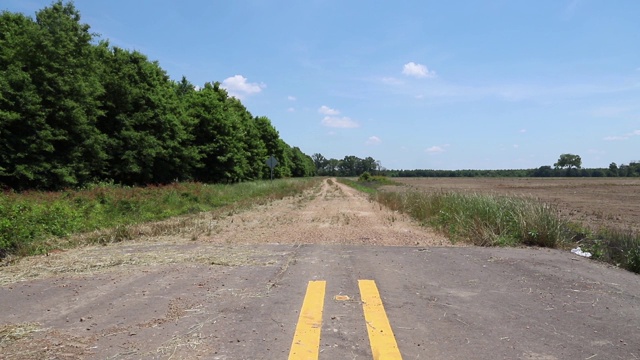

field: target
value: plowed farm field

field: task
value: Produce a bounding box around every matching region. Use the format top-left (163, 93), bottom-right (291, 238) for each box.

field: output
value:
top-left (389, 177), bottom-right (640, 233)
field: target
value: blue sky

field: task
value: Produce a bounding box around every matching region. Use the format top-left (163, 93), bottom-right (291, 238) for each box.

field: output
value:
top-left (4, 0), bottom-right (639, 170)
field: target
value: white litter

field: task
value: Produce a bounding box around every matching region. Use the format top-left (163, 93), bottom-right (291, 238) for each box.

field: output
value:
top-left (571, 247), bottom-right (592, 258)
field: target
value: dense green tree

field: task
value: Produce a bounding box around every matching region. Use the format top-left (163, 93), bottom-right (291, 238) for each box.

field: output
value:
top-left (254, 116), bottom-right (282, 178)
top-left (0, 2), bottom-right (107, 189)
top-left (291, 147), bottom-right (316, 177)
top-left (0, 11), bottom-right (48, 189)
top-left (226, 97), bottom-right (267, 180)
top-left (554, 154), bottom-right (582, 170)
top-left (183, 82), bottom-right (243, 183)
top-left (0, 2), bottom-right (316, 189)
top-left (311, 153), bottom-right (328, 175)
top-left (96, 46), bottom-right (196, 184)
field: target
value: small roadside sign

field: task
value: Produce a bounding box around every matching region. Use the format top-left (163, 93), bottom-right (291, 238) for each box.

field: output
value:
top-left (266, 155), bottom-right (278, 180)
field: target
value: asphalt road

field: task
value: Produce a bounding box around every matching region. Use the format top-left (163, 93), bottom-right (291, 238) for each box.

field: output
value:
top-left (3, 244), bottom-right (639, 359)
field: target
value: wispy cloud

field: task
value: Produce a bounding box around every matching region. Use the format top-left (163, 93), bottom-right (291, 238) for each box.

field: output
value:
top-left (321, 116), bottom-right (359, 128)
top-left (287, 107), bottom-right (295, 112)
top-left (603, 129), bottom-right (640, 141)
top-left (402, 62), bottom-right (436, 78)
top-left (221, 75), bottom-right (265, 99)
top-left (590, 106), bottom-right (632, 118)
top-left (381, 77), bottom-right (404, 86)
top-left (425, 145), bottom-right (446, 154)
top-left (366, 136), bottom-right (382, 145)
top-left (372, 75), bottom-right (640, 104)
top-left (287, 95), bottom-right (297, 101)
top-left (318, 105), bottom-right (340, 115)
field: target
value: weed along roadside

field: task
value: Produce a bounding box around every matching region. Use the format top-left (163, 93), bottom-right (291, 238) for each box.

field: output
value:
top-left (0, 178), bottom-right (320, 260)
top-left (341, 176), bottom-right (640, 274)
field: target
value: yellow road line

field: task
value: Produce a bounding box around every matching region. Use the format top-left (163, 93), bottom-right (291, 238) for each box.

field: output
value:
top-left (288, 280), bottom-right (326, 360)
top-left (359, 280), bottom-right (403, 359)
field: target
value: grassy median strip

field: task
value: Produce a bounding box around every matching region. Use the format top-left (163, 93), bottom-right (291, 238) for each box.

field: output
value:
top-left (0, 178), bottom-right (320, 258)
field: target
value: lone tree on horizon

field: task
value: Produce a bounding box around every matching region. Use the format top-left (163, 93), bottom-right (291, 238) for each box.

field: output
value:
top-left (554, 153), bottom-right (582, 169)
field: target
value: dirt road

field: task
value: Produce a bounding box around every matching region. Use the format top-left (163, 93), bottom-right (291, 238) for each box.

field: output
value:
top-left (1, 179), bottom-right (639, 359)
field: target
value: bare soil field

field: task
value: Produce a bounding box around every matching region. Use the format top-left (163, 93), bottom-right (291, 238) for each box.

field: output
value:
top-left (391, 177), bottom-right (640, 233)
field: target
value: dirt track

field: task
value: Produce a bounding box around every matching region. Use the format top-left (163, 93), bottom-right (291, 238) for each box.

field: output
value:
top-left (1, 178), bottom-right (639, 359)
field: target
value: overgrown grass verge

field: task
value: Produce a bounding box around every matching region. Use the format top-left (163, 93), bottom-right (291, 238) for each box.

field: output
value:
top-left (337, 174), bottom-right (398, 195)
top-left (338, 178), bottom-right (377, 194)
top-left (577, 227), bottom-right (640, 273)
top-left (0, 178), bottom-right (319, 258)
top-left (364, 188), bottom-right (640, 273)
top-left (376, 191), bottom-right (564, 247)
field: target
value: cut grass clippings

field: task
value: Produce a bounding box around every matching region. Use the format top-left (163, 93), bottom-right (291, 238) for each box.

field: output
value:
top-left (0, 178), bottom-right (320, 259)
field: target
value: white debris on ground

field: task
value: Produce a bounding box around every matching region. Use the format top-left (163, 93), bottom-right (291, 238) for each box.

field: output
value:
top-left (571, 247), bottom-right (592, 258)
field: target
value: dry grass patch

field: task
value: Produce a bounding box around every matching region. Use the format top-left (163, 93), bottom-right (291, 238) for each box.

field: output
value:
top-left (0, 242), bottom-right (273, 286)
top-left (0, 323), bottom-right (43, 348)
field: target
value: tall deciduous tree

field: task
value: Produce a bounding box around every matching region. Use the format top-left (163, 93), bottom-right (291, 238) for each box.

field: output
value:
top-left (1, 2), bottom-right (106, 189)
top-left (0, 11), bottom-right (48, 189)
top-left (554, 154), bottom-right (582, 169)
top-left (96, 45), bottom-right (196, 184)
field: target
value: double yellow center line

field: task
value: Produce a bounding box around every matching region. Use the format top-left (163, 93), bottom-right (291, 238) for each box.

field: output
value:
top-left (288, 280), bottom-right (402, 359)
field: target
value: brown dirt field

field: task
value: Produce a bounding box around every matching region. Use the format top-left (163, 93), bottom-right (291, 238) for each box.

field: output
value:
top-left (390, 177), bottom-right (640, 233)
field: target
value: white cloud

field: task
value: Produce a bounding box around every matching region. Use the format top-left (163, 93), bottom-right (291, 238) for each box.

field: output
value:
top-left (519, 129), bottom-right (527, 133)
top-left (318, 105), bottom-right (340, 115)
top-left (402, 62), bottom-right (436, 78)
top-left (603, 129), bottom-right (640, 141)
top-left (288, 95), bottom-right (297, 101)
top-left (287, 107), bottom-right (295, 112)
top-left (221, 75), bottom-right (265, 98)
top-left (366, 136), bottom-right (382, 145)
top-left (321, 116), bottom-right (359, 128)
top-left (425, 146), bottom-right (445, 154)
top-left (513, 144), bottom-right (520, 148)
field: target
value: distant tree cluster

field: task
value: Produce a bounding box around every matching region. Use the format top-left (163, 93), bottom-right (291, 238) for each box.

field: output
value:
top-left (388, 155), bottom-right (640, 178)
top-left (311, 154), bottom-right (381, 177)
top-left (0, 2), bottom-right (314, 190)
top-left (313, 152), bottom-right (640, 178)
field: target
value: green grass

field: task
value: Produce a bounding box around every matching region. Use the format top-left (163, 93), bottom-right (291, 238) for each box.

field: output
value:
top-left (579, 227), bottom-right (640, 273)
top-left (376, 190), bottom-right (565, 248)
top-left (0, 178), bottom-right (319, 258)
top-left (337, 175), bottom-right (398, 195)
top-left (356, 187), bottom-right (640, 274)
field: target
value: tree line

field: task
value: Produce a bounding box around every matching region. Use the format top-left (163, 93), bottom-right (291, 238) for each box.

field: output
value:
top-left (387, 163), bottom-right (640, 178)
top-left (311, 154), bottom-right (381, 177)
top-left (311, 152), bottom-right (640, 178)
top-left (0, 2), bottom-right (315, 191)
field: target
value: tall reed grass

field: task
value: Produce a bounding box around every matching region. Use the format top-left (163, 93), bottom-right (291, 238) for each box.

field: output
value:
top-left (373, 189), bottom-right (640, 273)
top-left (376, 191), bottom-right (564, 247)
